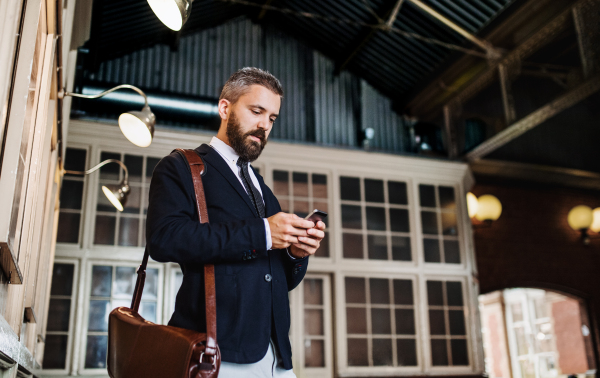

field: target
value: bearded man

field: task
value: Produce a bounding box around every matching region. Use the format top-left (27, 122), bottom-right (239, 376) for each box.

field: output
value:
top-left (146, 67), bottom-right (325, 377)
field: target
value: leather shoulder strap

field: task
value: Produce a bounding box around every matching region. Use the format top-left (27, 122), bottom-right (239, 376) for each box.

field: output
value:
top-left (175, 148), bottom-right (218, 358)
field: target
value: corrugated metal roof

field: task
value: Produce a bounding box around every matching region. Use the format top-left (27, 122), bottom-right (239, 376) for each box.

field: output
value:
top-left (86, 0), bottom-right (518, 101)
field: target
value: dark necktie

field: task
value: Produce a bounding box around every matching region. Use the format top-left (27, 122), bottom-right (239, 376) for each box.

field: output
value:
top-left (236, 159), bottom-right (266, 218)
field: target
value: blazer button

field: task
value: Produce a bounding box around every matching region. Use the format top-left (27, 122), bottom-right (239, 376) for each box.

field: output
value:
top-left (264, 274), bottom-right (272, 282)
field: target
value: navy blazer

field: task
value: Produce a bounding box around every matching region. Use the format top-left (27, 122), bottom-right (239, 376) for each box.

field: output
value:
top-left (146, 144), bottom-right (308, 369)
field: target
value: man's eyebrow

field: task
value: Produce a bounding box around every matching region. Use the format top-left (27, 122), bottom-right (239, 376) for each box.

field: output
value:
top-left (249, 104), bottom-right (278, 118)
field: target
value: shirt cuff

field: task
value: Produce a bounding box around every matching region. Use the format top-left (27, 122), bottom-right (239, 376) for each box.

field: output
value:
top-left (263, 218), bottom-right (273, 250)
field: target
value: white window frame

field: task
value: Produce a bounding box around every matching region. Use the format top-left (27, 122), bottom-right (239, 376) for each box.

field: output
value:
top-left (40, 258), bottom-right (80, 376)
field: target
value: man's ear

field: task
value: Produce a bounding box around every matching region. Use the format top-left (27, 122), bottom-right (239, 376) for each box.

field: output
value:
top-left (218, 99), bottom-right (230, 121)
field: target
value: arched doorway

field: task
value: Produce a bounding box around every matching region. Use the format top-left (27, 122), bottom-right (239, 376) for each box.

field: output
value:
top-left (479, 289), bottom-right (597, 378)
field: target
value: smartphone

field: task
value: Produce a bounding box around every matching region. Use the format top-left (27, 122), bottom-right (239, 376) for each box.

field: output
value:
top-left (304, 209), bottom-right (328, 224)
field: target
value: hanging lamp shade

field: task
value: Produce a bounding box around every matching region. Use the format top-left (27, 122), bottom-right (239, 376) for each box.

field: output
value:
top-left (147, 0), bottom-right (192, 31)
top-left (475, 194), bottom-right (502, 222)
top-left (466, 192), bottom-right (479, 218)
top-left (102, 180), bottom-right (130, 212)
top-left (591, 208), bottom-right (600, 233)
top-left (568, 205), bottom-right (594, 231)
top-left (118, 106), bottom-right (155, 147)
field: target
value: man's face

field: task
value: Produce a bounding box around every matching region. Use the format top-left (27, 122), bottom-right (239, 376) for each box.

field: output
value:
top-left (225, 85), bottom-right (280, 162)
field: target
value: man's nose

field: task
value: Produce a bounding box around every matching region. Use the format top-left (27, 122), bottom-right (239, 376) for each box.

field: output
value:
top-left (257, 115), bottom-right (270, 130)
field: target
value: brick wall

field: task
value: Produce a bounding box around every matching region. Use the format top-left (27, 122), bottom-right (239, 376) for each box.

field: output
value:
top-left (472, 181), bottom-right (600, 371)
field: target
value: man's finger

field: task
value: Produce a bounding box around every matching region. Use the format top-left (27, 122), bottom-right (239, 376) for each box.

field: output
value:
top-left (315, 221), bottom-right (326, 230)
top-left (290, 218), bottom-right (315, 229)
top-left (307, 228), bottom-right (325, 239)
top-left (298, 236), bottom-right (319, 248)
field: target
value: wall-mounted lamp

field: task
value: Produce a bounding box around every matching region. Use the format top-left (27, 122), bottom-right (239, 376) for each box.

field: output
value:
top-left (467, 193), bottom-right (502, 227)
top-left (147, 0), bottom-right (192, 31)
top-left (59, 84), bottom-right (155, 147)
top-left (567, 205), bottom-right (600, 245)
top-left (65, 159), bottom-right (130, 212)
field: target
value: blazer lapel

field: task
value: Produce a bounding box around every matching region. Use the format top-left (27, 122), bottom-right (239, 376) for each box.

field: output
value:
top-left (196, 144), bottom-right (259, 217)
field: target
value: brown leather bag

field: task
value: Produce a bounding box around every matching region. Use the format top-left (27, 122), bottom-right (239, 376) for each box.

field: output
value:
top-left (107, 149), bottom-right (220, 378)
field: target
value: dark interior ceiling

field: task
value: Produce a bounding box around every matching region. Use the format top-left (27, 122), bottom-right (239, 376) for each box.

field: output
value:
top-left (85, 0), bottom-right (519, 106)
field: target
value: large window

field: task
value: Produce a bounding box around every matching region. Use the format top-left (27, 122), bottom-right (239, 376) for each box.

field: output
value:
top-left (56, 148), bottom-right (87, 244)
top-left (344, 276), bottom-right (418, 367)
top-left (340, 177), bottom-right (412, 261)
top-left (84, 264), bottom-right (160, 370)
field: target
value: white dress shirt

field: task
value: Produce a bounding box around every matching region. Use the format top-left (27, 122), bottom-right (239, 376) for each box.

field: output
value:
top-left (209, 136), bottom-right (273, 250)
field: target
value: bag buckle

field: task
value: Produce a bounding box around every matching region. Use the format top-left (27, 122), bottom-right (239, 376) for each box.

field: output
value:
top-left (198, 352), bottom-right (215, 368)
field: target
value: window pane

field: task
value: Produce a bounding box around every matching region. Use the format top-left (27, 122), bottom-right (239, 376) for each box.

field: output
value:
top-left (47, 299), bottom-right (71, 332)
top-left (118, 217), bottom-right (139, 246)
top-left (146, 157), bottom-right (160, 180)
top-left (273, 170), bottom-right (289, 195)
top-left (371, 309), bottom-right (391, 334)
top-left (305, 339), bottom-right (324, 367)
top-left (279, 199), bottom-right (290, 212)
top-left (419, 184), bottom-right (436, 207)
top-left (369, 278), bottom-right (390, 304)
top-left (389, 209), bottom-right (409, 232)
top-left (421, 211), bottom-right (438, 235)
top-left (85, 335), bottom-right (108, 368)
top-left (304, 279), bottom-right (323, 305)
top-left (395, 309), bottom-right (415, 335)
top-left (429, 310), bottom-right (446, 335)
top-left (94, 215), bottom-right (115, 245)
top-left (315, 231), bottom-right (330, 258)
top-left (293, 172), bottom-right (308, 197)
top-left (366, 207), bottom-right (386, 231)
top-left (343, 233), bottom-right (363, 259)
top-left (392, 237), bottom-right (411, 261)
top-left (91, 266), bottom-right (112, 297)
top-left (304, 309), bottom-right (324, 335)
top-left (99, 152), bottom-right (121, 180)
top-left (123, 186), bottom-right (141, 214)
top-left (397, 339), bottom-right (417, 366)
top-left (393, 280), bottom-right (414, 305)
top-left (340, 177), bottom-right (361, 201)
top-left (441, 212), bottom-right (458, 235)
top-left (56, 212), bottom-right (80, 243)
top-left (88, 300), bottom-right (110, 332)
top-left (348, 338), bottom-right (368, 366)
top-left (367, 235), bottom-right (387, 260)
top-left (42, 335), bottom-right (68, 369)
top-left (294, 200), bottom-right (309, 218)
top-left (438, 186), bottom-right (456, 210)
top-left (114, 267), bottom-right (136, 297)
top-left (64, 148), bottom-right (87, 173)
top-left (449, 310), bottom-right (466, 335)
top-left (342, 205), bottom-right (362, 229)
top-left (372, 338), bottom-right (393, 366)
top-left (124, 155), bottom-right (143, 183)
top-left (451, 339), bottom-right (469, 365)
top-left (346, 308), bottom-right (367, 334)
top-left (431, 339), bottom-right (449, 366)
top-left (140, 302), bottom-right (157, 323)
top-left (446, 281), bottom-right (464, 306)
top-left (312, 174), bottom-right (327, 198)
top-left (60, 180), bottom-right (84, 209)
top-left (51, 264), bottom-right (74, 296)
top-left (444, 240), bottom-right (460, 264)
top-left (427, 281), bottom-right (444, 306)
top-left (388, 181), bottom-right (407, 205)
top-left (424, 238), bottom-right (441, 263)
top-left (364, 179), bottom-right (384, 203)
top-left (143, 269), bottom-right (159, 300)
top-left (345, 277), bottom-right (366, 303)
top-left (511, 303), bottom-right (523, 322)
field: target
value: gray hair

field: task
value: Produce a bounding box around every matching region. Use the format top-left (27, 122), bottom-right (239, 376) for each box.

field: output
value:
top-left (219, 67), bottom-right (283, 104)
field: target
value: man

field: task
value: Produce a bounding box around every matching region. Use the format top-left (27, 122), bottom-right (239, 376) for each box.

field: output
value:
top-left (146, 67), bottom-right (325, 377)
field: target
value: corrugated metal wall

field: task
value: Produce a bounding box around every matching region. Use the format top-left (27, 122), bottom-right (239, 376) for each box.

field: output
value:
top-left (87, 17), bottom-right (409, 153)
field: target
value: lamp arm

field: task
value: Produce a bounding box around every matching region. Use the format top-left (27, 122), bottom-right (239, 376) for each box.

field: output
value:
top-left (64, 159), bottom-right (129, 183)
top-left (63, 84), bottom-right (149, 107)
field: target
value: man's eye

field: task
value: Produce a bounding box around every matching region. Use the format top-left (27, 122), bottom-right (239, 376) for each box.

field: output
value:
top-left (270, 119), bottom-right (276, 123)
top-left (252, 110), bottom-right (260, 115)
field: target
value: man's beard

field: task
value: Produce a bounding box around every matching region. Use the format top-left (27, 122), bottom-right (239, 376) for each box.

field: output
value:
top-left (226, 111), bottom-right (268, 162)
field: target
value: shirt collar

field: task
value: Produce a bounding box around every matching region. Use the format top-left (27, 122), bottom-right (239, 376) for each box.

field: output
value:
top-left (209, 136), bottom-right (240, 165)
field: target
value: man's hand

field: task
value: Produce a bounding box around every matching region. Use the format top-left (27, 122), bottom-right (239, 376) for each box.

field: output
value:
top-left (289, 220), bottom-right (326, 259)
top-left (268, 212), bottom-right (315, 250)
